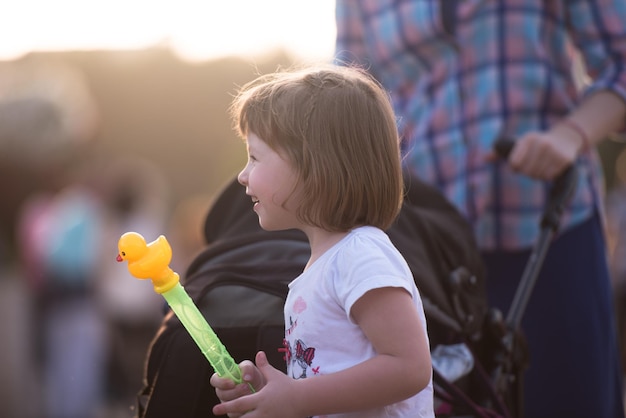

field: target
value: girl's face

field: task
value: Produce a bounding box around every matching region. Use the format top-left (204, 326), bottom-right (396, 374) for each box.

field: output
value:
top-left (237, 132), bottom-right (301, 231)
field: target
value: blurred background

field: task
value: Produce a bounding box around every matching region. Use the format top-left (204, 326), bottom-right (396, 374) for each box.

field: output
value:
top-left (0, 1), bottom-right (334, 417)
top-left (0, 1), bottom-right (625, 417)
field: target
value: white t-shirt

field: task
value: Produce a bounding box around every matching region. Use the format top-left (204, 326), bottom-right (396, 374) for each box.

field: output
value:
top-left (284, 226), bottom-right (434, 418)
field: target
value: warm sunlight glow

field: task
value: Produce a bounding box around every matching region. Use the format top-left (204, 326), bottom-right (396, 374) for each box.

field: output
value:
top-left (0, 0), bottom-right (337, 62)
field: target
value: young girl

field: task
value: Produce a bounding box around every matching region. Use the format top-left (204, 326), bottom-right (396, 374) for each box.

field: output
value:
top-left (210, 65), bottom-right (434, 418)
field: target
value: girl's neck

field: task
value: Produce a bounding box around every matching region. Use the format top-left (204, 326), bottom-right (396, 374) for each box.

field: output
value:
top-left (302, 227), bottom-right (351, 269)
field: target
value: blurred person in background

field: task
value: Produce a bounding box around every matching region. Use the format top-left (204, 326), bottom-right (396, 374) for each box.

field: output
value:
top-left (335, 1), bottom-right (626, 417)
top-left (18, 175), bottom-right (109, 418)
top-left (94, 155), bottom-right (170, 414)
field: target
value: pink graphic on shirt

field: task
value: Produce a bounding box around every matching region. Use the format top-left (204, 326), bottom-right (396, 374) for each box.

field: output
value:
top-left (291, 339), bottom-right (315, 379)
top-left (292, 296), bottom-right (307, 314)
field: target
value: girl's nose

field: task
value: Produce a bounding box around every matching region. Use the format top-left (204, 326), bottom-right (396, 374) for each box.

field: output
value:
top-left (237, 166), bottom-right (248, 186)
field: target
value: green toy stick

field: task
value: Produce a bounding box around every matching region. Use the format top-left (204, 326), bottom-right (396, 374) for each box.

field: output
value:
top-left (116, 231), bottom-right (250, 388)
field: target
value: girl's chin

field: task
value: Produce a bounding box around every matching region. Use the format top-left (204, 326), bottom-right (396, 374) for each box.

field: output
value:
top-left (258, 222), bottom-right (278, 231)
top-left (258, 218), bottom-right (287, 232)
top-left (255, 209), bottom-right (297, 231)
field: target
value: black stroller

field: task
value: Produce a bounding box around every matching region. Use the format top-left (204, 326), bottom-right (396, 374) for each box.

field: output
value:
top-left (135, 145), bottom-right (575, 417)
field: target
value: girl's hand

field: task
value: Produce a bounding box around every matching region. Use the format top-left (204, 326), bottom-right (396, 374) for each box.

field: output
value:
top-left (212, 351), bottom-right (300, 418)
top-left (210, 355), bottom-right (265, 418)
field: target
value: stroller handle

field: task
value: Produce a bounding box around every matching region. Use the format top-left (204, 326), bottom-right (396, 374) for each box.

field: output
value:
top-left (490, 137), bottom-right (579, 416)
top-left (493, 137), bottom-right (578, 232)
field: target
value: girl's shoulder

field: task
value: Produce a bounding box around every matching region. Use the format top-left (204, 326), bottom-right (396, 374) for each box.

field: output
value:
top-left (341, 226), bottom-right (400, 258)
top-left (332, 226), bottom-right (410, 275)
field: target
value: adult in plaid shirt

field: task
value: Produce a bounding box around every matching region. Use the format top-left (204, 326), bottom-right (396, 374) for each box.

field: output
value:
top-left (335, 1), bottom-right (626, 417)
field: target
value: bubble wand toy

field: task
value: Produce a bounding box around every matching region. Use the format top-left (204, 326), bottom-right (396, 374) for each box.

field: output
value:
top-left (116, 231), bottom-right (251, 389)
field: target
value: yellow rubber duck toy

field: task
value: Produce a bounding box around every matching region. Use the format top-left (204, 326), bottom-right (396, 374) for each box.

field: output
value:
top-left (116, 232), bottom-right (179, 293)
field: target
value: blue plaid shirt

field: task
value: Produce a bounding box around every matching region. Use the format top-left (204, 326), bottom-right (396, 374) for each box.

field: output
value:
top-left (335, 0), bottom-right (626, 250)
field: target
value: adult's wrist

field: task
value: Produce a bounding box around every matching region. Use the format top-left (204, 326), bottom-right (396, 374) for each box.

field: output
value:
top-left (560, 118), bottom-right (591, 152)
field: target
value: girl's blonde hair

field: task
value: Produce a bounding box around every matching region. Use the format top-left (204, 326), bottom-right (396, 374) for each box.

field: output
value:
top-left (230, 64), bottom-right (403, 231)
